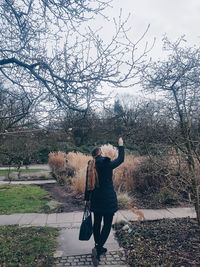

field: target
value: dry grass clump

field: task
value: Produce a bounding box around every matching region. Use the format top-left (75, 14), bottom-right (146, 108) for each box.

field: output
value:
top-left (100, 144), bottom-right (118, 160)
top-left (114, 155), bottom-right (145, 192)
top-left (48, 151), bottom-right (66, 173)
top-left (66, 152), bottom-right (92, 171)
top-left (48, 151), bottom-right (76, 184)
top-left (72, 168), bottom-right (88, 194)
top-left (66, 152), bottom-right (92, 193)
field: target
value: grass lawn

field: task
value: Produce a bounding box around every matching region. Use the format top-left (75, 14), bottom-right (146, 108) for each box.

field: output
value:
top-left (0, 185), bottom-right (51, 214)
top-left (0, 169), bottom-right (48, 176)
top-left (0, 225), bottom-right (59, 267)
top-left (114, 218), bottom-right (200, 266)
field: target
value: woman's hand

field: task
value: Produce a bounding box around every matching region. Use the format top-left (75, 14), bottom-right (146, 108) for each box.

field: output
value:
top-left (118, 137), bottom-right (124, 146)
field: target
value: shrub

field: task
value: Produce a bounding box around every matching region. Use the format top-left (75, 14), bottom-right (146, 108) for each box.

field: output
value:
top-left (133, 147), bottom-right (200, 195)
top-left (48, 151), bottom-right (66, 174)
top-left (48, 151), bottom-right (75, 184)
top-left (117, 192), bottom-right (132, 209)
top-left (134, 156), bottom-right (167, 192)
top-left (153, 188), bottom-right (180, 205)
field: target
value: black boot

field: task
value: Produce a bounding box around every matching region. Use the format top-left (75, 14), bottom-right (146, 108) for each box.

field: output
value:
top-left (92, 247), bottom-right (99, 266)
top-left (96, 245), bottom-right (107, 255)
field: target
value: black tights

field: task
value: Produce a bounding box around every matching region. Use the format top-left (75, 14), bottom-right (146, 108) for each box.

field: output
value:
top-left (93, 212), bottom-right (114, 248)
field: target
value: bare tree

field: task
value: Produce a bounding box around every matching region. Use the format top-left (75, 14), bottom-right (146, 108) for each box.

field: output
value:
top-left (0, 0), bottom-right (153, 113)
top-left (142, 37), bottom-right (200, 224)
top-left (0, 79), bottom-right (36, 132)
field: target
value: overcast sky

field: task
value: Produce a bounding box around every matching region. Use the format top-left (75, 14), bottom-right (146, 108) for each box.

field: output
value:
top-left (110, 0), bottom-right (200, 59)
top-left (97, 0), bottom-right (200, 96)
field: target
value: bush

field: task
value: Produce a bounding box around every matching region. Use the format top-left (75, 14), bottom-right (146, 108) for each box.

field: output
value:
top-left (48, 151), bottom-right (66, 173)
top-left (153, 188), bottom-right (180, 205)
top-left (48, 151), bottom-right (75, 184)
top-left (134, 156), bottom-right (167, 192)
top-left (117, 192), bottom-right (132, 209)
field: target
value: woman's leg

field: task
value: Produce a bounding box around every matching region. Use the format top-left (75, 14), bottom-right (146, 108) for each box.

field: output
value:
top-left (98, 213), bottom-right (114, 248)
top-left (93, 212), bottom-right (103, 246)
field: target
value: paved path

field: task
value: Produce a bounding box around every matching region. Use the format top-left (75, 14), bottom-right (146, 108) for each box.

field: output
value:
top-left (0, 207), bottom-right (196, 267)
top-left (0, 164), bottom-right (50, 170)
top-left (0, 207), bottom-right (196, 227)
top-left (0, 179), bottom-right (56, 185)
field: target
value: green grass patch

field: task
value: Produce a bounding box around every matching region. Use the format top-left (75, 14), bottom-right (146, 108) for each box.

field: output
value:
top-left (0, 169), bottom-right (47, 176)
top-left (0, 225), bottom-right (59, 267)
top-left (0, 185), bottom-right (51, 214)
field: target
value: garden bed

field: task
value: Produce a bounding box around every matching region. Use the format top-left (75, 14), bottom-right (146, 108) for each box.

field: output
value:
top-left (39, 183), bottom-right (85, 212)
top-left (114, 218), bottom-right (200, 267)
top-left (0, 225), bottom-right (58, 267)
top-left (131, 190), bottom-right (192, 209)
top-left (39, 183), bottom-right (191, 212)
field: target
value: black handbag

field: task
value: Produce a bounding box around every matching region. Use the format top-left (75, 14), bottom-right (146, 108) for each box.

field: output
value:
top-left (79, 203), bottom-right (93, 241)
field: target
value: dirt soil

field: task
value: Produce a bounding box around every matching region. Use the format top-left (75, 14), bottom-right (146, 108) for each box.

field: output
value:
top-left (39, 183), bottom-right (192, 212)
top-left (115, 218), bottom-right (200, 267)
top-left (39, 183), bottom-right (85, 212)
top-left (131, 190), bottom-right (192, 209)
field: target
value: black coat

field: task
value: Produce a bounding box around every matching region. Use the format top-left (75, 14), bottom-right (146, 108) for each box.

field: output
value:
top-left (84, 146), bottom-right (125, 214)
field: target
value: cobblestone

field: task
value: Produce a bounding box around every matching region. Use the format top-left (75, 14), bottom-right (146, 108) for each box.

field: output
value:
top-left (54, 250), bottom-right (127, 266)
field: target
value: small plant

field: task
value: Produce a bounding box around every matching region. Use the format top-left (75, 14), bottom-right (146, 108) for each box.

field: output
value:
top-left (153, 188), bottom-right (180, 205)
top-left (117, 192), bottom-right (132, 209)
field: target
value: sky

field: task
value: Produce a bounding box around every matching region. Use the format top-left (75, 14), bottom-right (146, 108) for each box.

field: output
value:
top-left (110, 0), bottom-right (200, 59)
top-left (95, 0), bottom-right (200, 97)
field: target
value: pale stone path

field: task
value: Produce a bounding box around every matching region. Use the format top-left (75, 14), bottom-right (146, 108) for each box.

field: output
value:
top-left (0, 207), bottom-right (196, 227)
top-left (0, 164), bottom-right (50, 170)
top-left (0, 207), bottom-right (196, 267)
top-left (0, 179), bottom-right (56, 185)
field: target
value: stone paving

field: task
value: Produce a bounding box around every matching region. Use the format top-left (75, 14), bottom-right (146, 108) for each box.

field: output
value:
top-left (0, 164), bottom-right (50, 170)
top-left (0, 179), bottom-right (56, 185)
top-left (54, 250), bottom-right (127, 267)
top-left (0, 207), bottom-right (196, 227)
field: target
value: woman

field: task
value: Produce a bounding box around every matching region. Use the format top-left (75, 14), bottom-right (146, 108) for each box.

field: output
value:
top-left (84, 137), bottom-right (124, 266)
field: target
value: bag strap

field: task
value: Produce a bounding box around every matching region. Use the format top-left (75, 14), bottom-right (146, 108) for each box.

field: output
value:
top-left (82, 203), bottom-right (91, 221)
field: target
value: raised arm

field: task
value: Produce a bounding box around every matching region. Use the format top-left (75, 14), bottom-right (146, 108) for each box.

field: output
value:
top-left (109, 138), bottom-right (125, 169)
